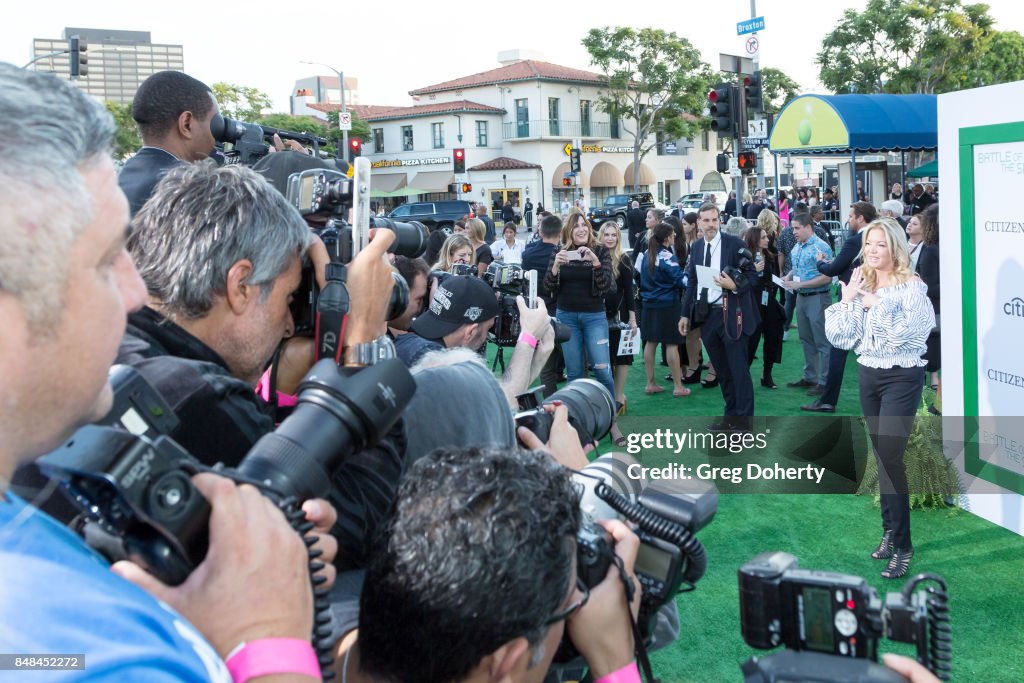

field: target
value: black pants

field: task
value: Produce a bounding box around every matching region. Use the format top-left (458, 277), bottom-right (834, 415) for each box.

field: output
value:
top-left (821, 345), bottom-right (851, 406)
top-left (701, 309), bottom-right (755, 419)
top-left (858, 364), bottom-right (925, 550)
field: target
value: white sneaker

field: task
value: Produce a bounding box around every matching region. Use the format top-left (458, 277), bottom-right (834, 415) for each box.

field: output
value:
top-left (782, 330), bottom-right (789, 341)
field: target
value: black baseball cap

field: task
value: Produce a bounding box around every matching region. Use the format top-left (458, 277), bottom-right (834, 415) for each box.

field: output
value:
top-left (411, 276), bottom-right (499, 340)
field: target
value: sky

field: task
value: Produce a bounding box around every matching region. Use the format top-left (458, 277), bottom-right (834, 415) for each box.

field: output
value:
top-left (4, 0), bottom-right (1023, 113)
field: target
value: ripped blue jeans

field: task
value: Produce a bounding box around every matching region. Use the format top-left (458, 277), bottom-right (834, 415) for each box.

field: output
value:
top-left (555, 309), bottom-right (616, 400)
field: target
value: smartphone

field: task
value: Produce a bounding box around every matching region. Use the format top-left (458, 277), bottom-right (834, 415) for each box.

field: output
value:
top-left (525, 270), bottom-right (538, 309)
top-left (564, 250), bottom-right (582, 261)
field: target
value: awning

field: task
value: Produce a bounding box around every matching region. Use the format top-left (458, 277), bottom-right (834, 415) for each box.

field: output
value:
top-left (590, 161), bottom-right (621, 187)
top-left (768, 94), bottom-right (937, 154)
top-left (907, 159), bottom-right (938, 178)
top-left (552, 161), bottom-right (588, 188)
top-left (699, 171), bottom-right (727, 192)
top-left (623, 161), bottom-right (655, 186)
top-left (371, 173), bottom-right (407, 193)
top-left (408, 170), bottom-right (453, 193)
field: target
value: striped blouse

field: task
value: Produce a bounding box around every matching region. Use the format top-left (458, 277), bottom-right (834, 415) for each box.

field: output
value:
top-left (824, 279), bottom-right (935, 369)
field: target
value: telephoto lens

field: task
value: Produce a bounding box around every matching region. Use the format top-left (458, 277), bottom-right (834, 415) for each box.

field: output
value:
top-left (369, 217), bottom-right (428, 258)
top-left (514, 379), bottom-right (616, 446)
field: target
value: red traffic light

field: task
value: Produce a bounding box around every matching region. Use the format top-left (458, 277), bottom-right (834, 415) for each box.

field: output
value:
top-left (350, 139), bottom-right (361, 150)
top-left (562, 177), bottom-right (572, 187)
top-left (708, 89), bottom-right (719, 103)
top-left (737, 151), bottom-right (757, 174)
top-left (454, 148), bottom-right (465, 160)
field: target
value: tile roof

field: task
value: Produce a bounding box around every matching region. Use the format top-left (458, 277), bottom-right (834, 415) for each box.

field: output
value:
top-left (468, 157), bottom-right (542, 171)
top-left (360, 100), bottom-right (506, 122)
top-left (409, 60), bottom-right (605, 96)
top-left (305, 103), bottom-right (398, 120)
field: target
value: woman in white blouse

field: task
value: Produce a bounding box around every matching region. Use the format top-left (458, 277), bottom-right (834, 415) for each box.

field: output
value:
top-left (490, 222), bottom-right (525, 265)
top-left (825, 218), bottom-right (935, 580)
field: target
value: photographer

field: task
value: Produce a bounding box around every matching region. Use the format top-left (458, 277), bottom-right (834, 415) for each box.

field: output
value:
top-left (340, 445), bottom-right (642, 683)
top-left (0, 63), bottom-right (332, 681)
top-left (119, 161), bottom-right (399, 569)
top-left (118, 70), bottom-right (219, 216)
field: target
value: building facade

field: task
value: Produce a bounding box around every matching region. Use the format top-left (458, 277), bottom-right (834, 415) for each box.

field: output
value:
top-left (290, 74), bottom-right (360, 118)
top-left (347, 54), bottom-right (729, 216)
top-left (31, 28), bottom-right (184, 105)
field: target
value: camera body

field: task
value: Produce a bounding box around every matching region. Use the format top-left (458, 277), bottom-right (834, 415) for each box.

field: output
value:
top-left (738, 551), bottom-right (951, 681)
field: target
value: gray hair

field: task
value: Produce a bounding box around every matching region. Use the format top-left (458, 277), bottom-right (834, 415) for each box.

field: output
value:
top-left (130, 163), bottom-right (311, 321)
top-left (723, 216), bottom-right (748, 236)
top-left (880, 199), bottom-right (904, 216)
top-left (0, 63), bottom-right (116, 331)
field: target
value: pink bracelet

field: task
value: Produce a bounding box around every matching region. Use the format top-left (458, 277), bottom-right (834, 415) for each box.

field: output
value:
top-left (518, 331), bottom-right (539, 349)
top-left (593, 661), bottom-right (640, 683)
top-left (225, 638), bottom-right (321, 682)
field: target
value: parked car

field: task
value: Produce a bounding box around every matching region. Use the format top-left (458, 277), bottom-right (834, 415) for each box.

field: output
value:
top-left (587, 192), bottom-right (655, 228)
top-left (387, 200), bottom-right (472, 230)
top-left (674, 192), bottom-right (726, 213)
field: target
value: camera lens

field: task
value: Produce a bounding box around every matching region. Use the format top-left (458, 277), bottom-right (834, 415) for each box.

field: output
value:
top-left (238, 358), bottom-right (415, 500)
top-left (387, 270), bottom-right (410, 321)
top-left (370, 217), bottom-right (428, 258)
top-left (545, 379), bottom-right (615, 444)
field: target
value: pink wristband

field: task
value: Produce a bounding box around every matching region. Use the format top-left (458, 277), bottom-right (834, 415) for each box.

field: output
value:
top-left (518, 331), bottom-right (539, 348)
top-left (225, 638), bottom-right (321, 682)
top-left (593, 661), bottom-right (640, 683)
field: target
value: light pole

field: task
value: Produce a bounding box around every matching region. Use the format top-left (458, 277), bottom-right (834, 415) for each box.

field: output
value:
top-left (300, 61), bottom-right (347, 160)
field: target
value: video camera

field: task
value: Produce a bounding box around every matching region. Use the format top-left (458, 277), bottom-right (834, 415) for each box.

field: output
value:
top-left (210, 113), bottom-right (330, 166)
top-left (553, 452), bottom-right (717, 664)
top-left (739, 551), bottom-right (951, 682)
top-left (283, 166), bottom-right (428, 355)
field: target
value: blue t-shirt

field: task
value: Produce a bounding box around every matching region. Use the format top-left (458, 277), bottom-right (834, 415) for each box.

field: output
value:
top-left (791, 235), bottom-right (834, 294)
top-left (0, 492), bottom-right (229, 682)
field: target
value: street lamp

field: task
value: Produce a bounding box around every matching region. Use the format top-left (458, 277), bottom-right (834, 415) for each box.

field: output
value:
top-left (300, 60), bottom-right (347, 160)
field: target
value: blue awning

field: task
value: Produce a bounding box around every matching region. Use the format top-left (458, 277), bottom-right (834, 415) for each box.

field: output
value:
top-left (768, 94), bottom-right (937, 154)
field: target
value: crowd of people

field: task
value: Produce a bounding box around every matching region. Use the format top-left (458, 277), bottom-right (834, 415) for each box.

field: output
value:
top-left (0, 61), bottom-right (944, 683)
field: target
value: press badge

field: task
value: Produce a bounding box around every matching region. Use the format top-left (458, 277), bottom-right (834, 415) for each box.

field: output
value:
top-left (761, 290), bottom-right (769, 306)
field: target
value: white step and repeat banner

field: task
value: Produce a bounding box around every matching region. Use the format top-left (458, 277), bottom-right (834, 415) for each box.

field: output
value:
top-left (939, 82), bottom-right (1024, 535)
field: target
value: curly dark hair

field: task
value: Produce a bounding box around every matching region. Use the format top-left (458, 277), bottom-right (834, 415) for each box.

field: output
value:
top-left (131, 71), bottom-right (213, 140)
top-left (920, 203), bottom-right (939, 245)
top-left (358, 446), bottom-right (582, 683)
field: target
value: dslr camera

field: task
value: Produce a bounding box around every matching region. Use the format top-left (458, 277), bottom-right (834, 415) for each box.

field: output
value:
top-left (482, 262), bottom-right (570, 348)
top-left (739, 551), bottom-right (951, 682)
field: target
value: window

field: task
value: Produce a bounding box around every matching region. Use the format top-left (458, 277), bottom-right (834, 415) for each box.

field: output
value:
top-left (610, 116), bottom-right (620, 139)
top-left (402, 125), bottom-right (414, 151)
top-left (476, 120), bottom-right (488, 146)
top-left (548, 98), bottom-right (560, 135)
top-left (373, 128), bottom-right (384, 153)
top-left (431, 122), bottom-right (444, 149)
top-left (701, 130), bottom-right (710, 151)
top-left (515, 99), bottom-right (529, 138)
top-left (580, 100), bottom-right (591, 136)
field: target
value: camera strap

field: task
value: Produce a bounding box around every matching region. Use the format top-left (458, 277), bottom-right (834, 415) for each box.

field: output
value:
top-left (722, 294), bottom-right (743, 343)
top-left (316, 263), bottom-right (350, 364)
top-left (611, 553), bottom-right (659, 683)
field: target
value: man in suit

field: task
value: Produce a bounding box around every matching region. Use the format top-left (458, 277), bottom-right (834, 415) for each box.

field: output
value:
top-left (118, 71), bottom-right (219, 216)
top-left (802, 201), bottom-right (878, 413)
top-left (679, 203), bottom-right (759, 430)
top-left (625, 200), bottom-right (646, 249)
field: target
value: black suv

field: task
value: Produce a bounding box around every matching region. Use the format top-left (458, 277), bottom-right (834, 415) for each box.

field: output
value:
top-left (388, 200), bottom-right (472, 230)
top-left (587, 192), bottom-right (655, 228)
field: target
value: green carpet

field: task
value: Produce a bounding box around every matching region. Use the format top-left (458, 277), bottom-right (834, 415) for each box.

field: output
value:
top-left (491, 328), bottom-right (1024, 681)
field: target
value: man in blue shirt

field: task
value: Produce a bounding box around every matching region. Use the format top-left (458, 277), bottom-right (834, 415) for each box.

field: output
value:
top-left (0, 63), bottom-right (329, 681)
top-left (783, 212), bottom-right (834, 395)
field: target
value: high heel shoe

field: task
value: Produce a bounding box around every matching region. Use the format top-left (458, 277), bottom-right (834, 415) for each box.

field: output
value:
top-left (616, 398), bottom-right (628, 416)
top-left (881, 547), bottom-right (914, 579)
top-left (682, 368), bottom-right (702, 384)
top-left (701, 374), bottom-right (719, 389)
top-left (760, 376), bottom-right (777, 389)
top-left (870, 530), bottom-right (894, 560)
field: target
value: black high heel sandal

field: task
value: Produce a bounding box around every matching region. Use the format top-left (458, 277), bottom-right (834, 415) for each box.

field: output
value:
top-left (871, 530), bottom-right (894, 560)
top-left (682, 368), bottom-right (702, 384)
top-left (760, 376), bottom-right (777, 389)
top-left (881, 547), bottom-right (914, 579)
top-left (701, 374), bottom-right (719, 389)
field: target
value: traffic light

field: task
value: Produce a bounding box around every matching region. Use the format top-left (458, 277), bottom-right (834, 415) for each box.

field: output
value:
top-left (461, 183), bottom-right (472, 193)
top-left (562, 177), bottom-right (572, 187)
top-left (716, 153), bottom-right (729, 173)
top-left (737, 151), bottom-right (757, 175)
top-left (744, 71), bottom-right (764, 114)
top-left (453, 148), bottom-right (466, 174)
top-left (569, 148), bottom-right (582, 173)
top-left (447, 183), bottom-right (458, 194)
top-left (69, 35), bottom-right (88, 78)
top-left (349, 138), bottom-right (361, 161)
top-left (708, 83), bottom-right (734, 139)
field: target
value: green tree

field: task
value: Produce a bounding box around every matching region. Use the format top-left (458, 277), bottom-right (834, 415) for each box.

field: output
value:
top-left (212, 82), bottom-right (273, 121)
top-left (971, 30), bottom-right (1024, 87)
top-left (105, 100), bottom-right (141, 160)
top-left (817, 0), bottom-right (999, 94)
top-left (582, 26), bottom-right (712, 190)
top-left (759, 67), bottom-right (801, 114)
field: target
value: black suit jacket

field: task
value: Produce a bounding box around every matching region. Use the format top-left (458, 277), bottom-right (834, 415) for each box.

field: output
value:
top-left (682, 232), bottom-right (760, 336)
top-left (816, 229), bottom-right (862, 284)
top-left (118, 147), bottom-right (184, 216)
top-left (626, 207), bottom-right (645, 242)
top-left (916, 243), bottom-right (940, 314)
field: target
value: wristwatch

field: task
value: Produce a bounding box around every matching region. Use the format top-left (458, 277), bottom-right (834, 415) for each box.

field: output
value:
top-left (342, 335), bottom-right (397, 367)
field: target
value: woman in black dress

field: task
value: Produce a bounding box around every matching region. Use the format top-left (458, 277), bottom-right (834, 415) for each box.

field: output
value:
top-left (743, 226), bottom-right (784, 388)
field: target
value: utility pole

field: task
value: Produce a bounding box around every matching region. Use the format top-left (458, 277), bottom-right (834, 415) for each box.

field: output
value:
top-left (301, 61), bottom-right (348, 161)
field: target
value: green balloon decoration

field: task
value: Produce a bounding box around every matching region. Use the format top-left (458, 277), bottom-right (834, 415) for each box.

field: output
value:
top-left (798, 118), bottom-right (813, 146)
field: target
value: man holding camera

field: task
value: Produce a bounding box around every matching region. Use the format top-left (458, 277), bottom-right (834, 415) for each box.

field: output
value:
top-left (118, 70), bottom-right (219, 216)
top-left (679, 203), bottom-right (759, 431)
top-left (339, 444), bottom-right (642, 683)
top-left (0, 63), bottom-right (333, 682)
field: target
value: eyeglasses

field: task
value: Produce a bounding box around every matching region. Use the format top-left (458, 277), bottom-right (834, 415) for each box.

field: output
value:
top-left (543, 577), bottom-right (590, 626)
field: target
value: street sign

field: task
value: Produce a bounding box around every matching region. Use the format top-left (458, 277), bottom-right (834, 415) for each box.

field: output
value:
top-left (338, 112), bottom-right (352, 131)
top-left (719, 53), bottom-right (755, 75)
top-left (742, 137), bottom-right (768, 150)
top-left (737, 16), bottom-right (765, 35)
top-left (563, 143), bottom-right (572, 156)
top-left (747, 119), bottom-right (768, 138)
top-left (745, 36), bottom-right (759, 56)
